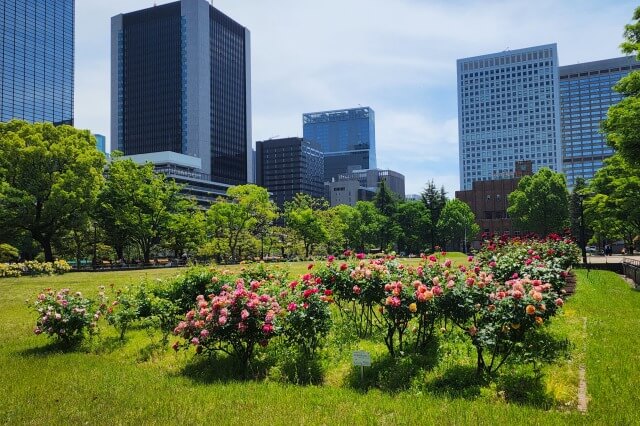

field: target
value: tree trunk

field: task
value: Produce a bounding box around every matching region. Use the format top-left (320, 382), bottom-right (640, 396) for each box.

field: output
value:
top-left (143, 246), bottom-right (151, 265)
top-left (42, 238), bottom-right (54, 262)
top-left (115, 245), bottom-right (124, 262)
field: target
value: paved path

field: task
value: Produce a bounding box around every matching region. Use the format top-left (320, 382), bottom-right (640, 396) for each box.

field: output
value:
top-left (585, 254), bottom-right (640, 264)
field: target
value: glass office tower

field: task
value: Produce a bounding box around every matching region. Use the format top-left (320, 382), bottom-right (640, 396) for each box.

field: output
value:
top-left (559, 56), bottom-right (640, 188)
top-left (1, 0), bottom-right (74, 125)
top-left (457, 44), bottom-right (561, 190)
top-left (112, 0), bottom-right (252, 186)
top-left (255, 137), bottom-right (324, 208)
top-left (302, 107), bottom-right (376, 182)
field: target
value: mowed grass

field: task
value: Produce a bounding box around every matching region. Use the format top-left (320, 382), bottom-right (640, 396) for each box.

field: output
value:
top-left (0, 261), bottom-right (637, 424)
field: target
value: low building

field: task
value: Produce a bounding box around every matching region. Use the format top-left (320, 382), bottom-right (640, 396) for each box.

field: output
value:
top-left (327, 169), bottom-right (405, 206)
top-left (121, 151), bottom-right (231, 206)
top-left (455, 161), bottom-right (532, 245)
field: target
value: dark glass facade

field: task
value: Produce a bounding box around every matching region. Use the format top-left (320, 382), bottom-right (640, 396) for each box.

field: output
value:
top-left (210, 8), bottom-right (249, 185)
top-left (256, 137), bottom-right (325, 207)
top-left (113, 0), bottom-right (250, 186)
top-left (1, 0), bottom-right (74, 125)
top-left (120, 3), bottom-right (182, 154)
top-left (559, 57), bottom-right (640, 188)
top-left (302, 107), bottom-right (376, 181)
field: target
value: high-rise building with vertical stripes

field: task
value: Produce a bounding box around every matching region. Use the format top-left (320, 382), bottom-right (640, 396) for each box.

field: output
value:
top-left (559, 56), bottom-right (640, 188)
top-left (1, 0), bottom-right (74, 125)
top-left (111, 0), bottom-right (252, 192)
top-left (457, 44), bottom-right (561, 190)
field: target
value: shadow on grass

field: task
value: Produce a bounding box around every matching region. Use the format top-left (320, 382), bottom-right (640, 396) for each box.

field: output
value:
top-left (17, 339), bottom-right (83, 357)
top-left (345, 349), bottom-right (439, 394)
top-left (424, 365), bottom-right (486, 399)
top-left (137, 341), bottom-right (168, 363)
top-left (179, 352), bottom-right (272, 384)
top-left (496, 372), bottom-right (554, 409)
top-left (268, 351), bottom-right (325, 385)
top-left (91, 336), bottom-right (127, 354)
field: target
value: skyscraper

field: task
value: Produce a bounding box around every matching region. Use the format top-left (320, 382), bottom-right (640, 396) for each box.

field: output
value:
top-left (302, 107), bottom-right (376, 182)
top-left (1, 0), bottom-right (74, 125)
top-left (111, 0), bottom-right (252, 189)
top-left (255, 137), bottom-right (324, 208)
top-left (559, 56), bottom-right (640, 188)
top-left (457, 44), bottom-right (561, 190)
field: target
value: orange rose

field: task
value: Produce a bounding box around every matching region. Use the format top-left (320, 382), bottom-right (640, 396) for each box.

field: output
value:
top-left (526, 304), bottom-right (536, 315)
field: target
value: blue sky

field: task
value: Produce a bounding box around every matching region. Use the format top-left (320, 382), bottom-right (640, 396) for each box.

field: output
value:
top-left (75, 0), bottom-right (637, 196)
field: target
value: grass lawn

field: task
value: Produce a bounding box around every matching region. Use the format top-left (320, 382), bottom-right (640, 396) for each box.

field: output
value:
top-left (1, 263), bottom-right (638, 424)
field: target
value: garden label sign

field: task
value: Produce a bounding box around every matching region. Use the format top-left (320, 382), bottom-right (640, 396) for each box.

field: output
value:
top-left (352, 350), bottom-right (371, 381)
top-left (352, 350), bottom-right (371, 366)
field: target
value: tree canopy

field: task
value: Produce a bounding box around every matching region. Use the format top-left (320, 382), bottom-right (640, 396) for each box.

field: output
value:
top-left (96, 159), bottom-right (189, 264)
top-left (437, 199), bottom-right (479, 252)
top-left (0, 120), bottom-right (106, 261)
top-left (507, 168), bottom-right (569, 236)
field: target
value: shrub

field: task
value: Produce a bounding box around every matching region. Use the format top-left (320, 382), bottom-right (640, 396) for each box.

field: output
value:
top-left (32, 288), bottom-right (103, 343)
top-left (0, 263), bottom-right (22, 278)
top-left (174, 278), bottom-right (283, 370)
top-left (281, 273), bottom-right (332, 356)
top-left (53, 259), bottom-right (72, 274)
top-left (1, 260), bottom-right (72, 278)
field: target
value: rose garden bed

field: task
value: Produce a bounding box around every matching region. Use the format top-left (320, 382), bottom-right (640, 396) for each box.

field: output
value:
top-left (1, 239), bottom-right (639, 424)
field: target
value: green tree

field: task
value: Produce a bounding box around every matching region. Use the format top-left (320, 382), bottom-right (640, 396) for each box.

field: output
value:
top-left (437, 199), bottom-right (480, 252)
top-left (343, 201), bottom-right (385, 252)
top-left (569, 177), bottom-right (593, 263)
top-left (96, 159), bottom-right (184, 264)
top-left (207, 184), bottom-right (277, 262)
top-left (0, 120), bottom-right (106, 261)
top-left (421, 180), bottom-right (447, 250)
top-left (319, 205), bottom-right (349, 254)
top-left (507, 168), bottom-right (569, 236)
top-left (373, 180), bottom-right (400, 250)
top-left (284, 193), bottom-right (328, 258)
top-left (395, 201), bottom-right (431, 255)
top-left (602, 6), bottom-right (640, 165)
top-left (164, 201), bottom-right (205, 258)
top-left (585, 154), bottom-right (640, 253)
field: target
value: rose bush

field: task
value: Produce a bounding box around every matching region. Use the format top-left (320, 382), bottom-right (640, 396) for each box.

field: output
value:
top-left (32, 288), bottom-right (104, 343)
top-left (173, 278), bottom-right (284, 369)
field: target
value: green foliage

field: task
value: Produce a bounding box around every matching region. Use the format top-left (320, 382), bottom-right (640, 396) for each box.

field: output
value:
top-left (436, 199), bottom-right (480, 252)
top-left (0, 243), bottom-right (19, 262)
top-left (507, 168), bottom-right (569, 236)
top-left (395, 201), bottom-right (431, 255)
top-left (0, 120), bottom-right (106, 261)
top-left (284, 194), bottom-right (328, 258)
top-left (3, 266), bottom-right (640, 422)
top-left (207, 184), bottom-right (278, 262)
top-left (96, 159), bottom-right (188, 263)
top-left (343, 201), bottom-right (385, 251)
top-left (31, 288), bottom-right (102, 343)
top-left (603, 6), bottom-right (640, 165)
top-left (373, 180), bottom-right (401, 250)
top-left (585, 154), bottom-right (640, 250)
top-left (421, 181), bottom-right (448, 250)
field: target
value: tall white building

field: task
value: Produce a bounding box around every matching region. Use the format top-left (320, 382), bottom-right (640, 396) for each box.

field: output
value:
top-left (457, 44), bottom-right (562, 190)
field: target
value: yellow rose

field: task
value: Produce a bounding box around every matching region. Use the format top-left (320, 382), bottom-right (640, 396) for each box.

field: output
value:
top-left (409, 303), bottom-right (417, 313)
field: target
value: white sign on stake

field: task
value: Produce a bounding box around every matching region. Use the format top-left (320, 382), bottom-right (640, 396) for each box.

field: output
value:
top-left (352, 350), bottom-right (371, 367)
